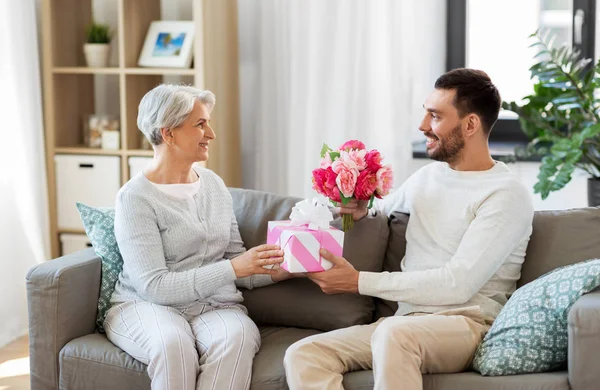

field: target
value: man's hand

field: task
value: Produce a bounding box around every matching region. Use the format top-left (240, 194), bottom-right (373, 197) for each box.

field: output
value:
top-left (338, 198), bottom-right (369, 221)
top-left (307, 249), bottom-right (359, 294)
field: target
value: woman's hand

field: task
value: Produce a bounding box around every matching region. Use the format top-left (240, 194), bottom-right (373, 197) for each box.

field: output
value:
top-left (338, 199), bottom-right (369, 221)
top-left (270, 265), bottom-right (307, 282)
top-left (231, 244), bottom-right (284, 278)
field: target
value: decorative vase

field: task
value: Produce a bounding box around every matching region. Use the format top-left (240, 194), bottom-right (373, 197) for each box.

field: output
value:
top-left (588, 178), bottom-right (600, 207)
top-left (83, 43), bottom-right (110, 67)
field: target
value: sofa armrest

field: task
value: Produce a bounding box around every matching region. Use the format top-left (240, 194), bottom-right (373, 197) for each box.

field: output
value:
top-left (568, 289), bottom-right (600, 390)
top-left (26, 248), bottom-right (101, 390)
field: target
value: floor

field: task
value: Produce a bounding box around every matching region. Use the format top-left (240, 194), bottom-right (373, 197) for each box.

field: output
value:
top-left (0, 336), bottom-right (29, 390)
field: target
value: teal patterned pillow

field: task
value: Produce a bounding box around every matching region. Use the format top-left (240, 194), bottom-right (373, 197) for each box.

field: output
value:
top-left (76, 203), bottom-right (123, 333)
top-left (473, 259), bottom-right (600, 376)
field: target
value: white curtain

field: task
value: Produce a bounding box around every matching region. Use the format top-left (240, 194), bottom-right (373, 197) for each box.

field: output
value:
top-left (0, 0), bottom-right (50, 347)
top-left (238, 0), bottom-right (446, 197)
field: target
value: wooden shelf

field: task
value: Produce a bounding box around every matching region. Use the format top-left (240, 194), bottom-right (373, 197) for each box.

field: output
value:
top-left (52, 67), bottom-right (195, 76)
top-left (58, 228), bottom-right (86, 235)
top-left (127, 149), bottom-right (154, 157)
top-left (124, 67), bottom-right (195, 75)
top-left (55, 146), bottom-right (122, 156)
top-left (42, 0), bottom-right (239, 258)
top-left (53, 67), bottom-right (121, 75)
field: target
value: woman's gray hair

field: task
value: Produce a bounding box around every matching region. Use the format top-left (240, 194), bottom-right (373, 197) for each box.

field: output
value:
top-left (137, 84), bottom-right (216, 146)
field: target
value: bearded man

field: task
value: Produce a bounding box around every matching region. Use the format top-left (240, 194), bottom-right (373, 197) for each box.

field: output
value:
top-left (284, 68), bottom-right (535, 390)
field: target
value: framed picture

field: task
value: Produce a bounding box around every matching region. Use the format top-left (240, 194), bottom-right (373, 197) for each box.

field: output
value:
top-left (138, 21), bottom-right (195, 68)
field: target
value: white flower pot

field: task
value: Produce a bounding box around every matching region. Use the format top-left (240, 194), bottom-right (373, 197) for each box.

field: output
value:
top-left (83, 43), bottom-right (110, 67)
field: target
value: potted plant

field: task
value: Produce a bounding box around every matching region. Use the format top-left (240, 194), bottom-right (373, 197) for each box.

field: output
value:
top-left (84, 21), bottom-right (112, 67)
top-left (505, 30), bottom-right (600, 206)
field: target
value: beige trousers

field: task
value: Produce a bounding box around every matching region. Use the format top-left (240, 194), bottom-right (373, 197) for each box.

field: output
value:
top-left (284, 306), bottom-right (490, 390)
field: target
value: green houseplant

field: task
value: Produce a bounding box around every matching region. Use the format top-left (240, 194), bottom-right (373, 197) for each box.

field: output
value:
top-left (504, 30), bottom-right (600, 206)
top-left (83, 21), bottom-right (112, 67)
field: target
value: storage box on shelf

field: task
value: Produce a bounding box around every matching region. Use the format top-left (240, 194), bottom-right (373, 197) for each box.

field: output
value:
top-left (55, 155), bottom-right (121, 231)
top-left (60, 233), bottom-right (93, 256)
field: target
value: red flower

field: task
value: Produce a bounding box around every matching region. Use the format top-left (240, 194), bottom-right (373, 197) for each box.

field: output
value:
top-left (364, 150), bottom-right (383, 172)
top-left (312, 167), bottom-right (341, 202)
top-left (354, 170), bottom-right (378, 200)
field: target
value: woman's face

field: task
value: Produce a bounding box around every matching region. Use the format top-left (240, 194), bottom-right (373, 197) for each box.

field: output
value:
top-left (170, 100), bottom-right (215, 162)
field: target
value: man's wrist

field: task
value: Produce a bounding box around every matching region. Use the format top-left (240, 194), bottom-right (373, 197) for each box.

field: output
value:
top-left (352, 269), bottom-right (360, 293)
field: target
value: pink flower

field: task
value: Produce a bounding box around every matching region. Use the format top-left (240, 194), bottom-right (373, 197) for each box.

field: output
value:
top-left (332, 150), bottom-right (366, 172)
top-left (354, 170), bottom-right (378, 200)
top-left (336, 166), bottom-right (358, 198)
top-left (331, 156), bottom-right (355, 173)
top-left (339, 140), bottom-right (366, 151)
top-left (375, 165), bottom-right (394, 198)
top-left (347, 149), bottom-right (367, 170)
top-left (365, 150), bottom-right (383, 172)
top-left (320, 153), bottom-right (333, 169)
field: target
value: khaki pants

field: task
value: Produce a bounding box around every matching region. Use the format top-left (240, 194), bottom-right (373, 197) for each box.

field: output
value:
top-left (284, 306), bottom-right (490, 390)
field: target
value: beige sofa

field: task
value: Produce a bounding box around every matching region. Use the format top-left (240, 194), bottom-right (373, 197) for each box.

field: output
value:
top-left (26, 188), bottom-right (600, 389)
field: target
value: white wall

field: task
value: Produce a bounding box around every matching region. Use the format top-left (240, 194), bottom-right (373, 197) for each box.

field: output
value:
top-left (408, 159), bottom-right (588, 211)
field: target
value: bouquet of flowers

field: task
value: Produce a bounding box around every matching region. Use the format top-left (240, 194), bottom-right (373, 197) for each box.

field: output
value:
top-left (312, 140), bottom-right (393, 231)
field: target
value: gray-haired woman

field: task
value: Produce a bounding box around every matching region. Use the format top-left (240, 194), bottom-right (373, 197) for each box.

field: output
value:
top-left (104, 84), bottom-right (291, 390)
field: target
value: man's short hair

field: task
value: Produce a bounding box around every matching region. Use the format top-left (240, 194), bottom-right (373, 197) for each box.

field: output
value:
top-left (434, 68), bottom-right (501, 134)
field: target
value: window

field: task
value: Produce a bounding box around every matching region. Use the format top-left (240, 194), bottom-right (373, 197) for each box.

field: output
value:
top-left (447, 0), bottom-right (596, 143)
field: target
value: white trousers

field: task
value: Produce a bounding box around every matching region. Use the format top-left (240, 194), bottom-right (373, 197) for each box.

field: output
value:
top-left (104, 300), bottom-right (260, 390)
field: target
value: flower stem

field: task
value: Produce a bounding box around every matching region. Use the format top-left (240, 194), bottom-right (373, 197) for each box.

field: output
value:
top-left (342, 214), bottom-right (354, 232)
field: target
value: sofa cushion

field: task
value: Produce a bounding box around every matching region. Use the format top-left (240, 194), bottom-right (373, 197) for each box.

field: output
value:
top-left (76, 203), bottom-right (123, 333)
top-left (252, 327), bottom-right (322, 389)
top-left (473, 259), bottom-right (600, 376)
top-left (59, 333), bottom-right (150, 390)
top-left (342, 371), bottom-right (569, 390)
top-left (519, 207), bottom-right (600, 287)
top-left (59, 331), bottom-right (569, 390)
top-left (231, 188), bottom-right (389, 331)
top-left (375, 211), bottom-right (409, 318)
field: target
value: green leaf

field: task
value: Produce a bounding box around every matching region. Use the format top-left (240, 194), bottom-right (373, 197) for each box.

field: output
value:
top-left (550, 140), bottom-right (572, 158)
top-left (329, 151), bottom-right (340, 161)
top-left (320, 143), bottom-right (332, 158)
top-left (556, 102), bottom-right (582, 111)
top-left (339, 191), bottom-right (352, 206)
top-left (368, 195), bottom-right (375, 209)
top-left (552, 96), bottom-right (578, 105)
top-left (580, 124), bottom-right (600, 139)
top-left (545, 82), bottom-right (576, 90)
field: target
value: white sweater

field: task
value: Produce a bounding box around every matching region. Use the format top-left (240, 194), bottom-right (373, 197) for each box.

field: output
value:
top-left (359, 161), bottom-right (534, 321)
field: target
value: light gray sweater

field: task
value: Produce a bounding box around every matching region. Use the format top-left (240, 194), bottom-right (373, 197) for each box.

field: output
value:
top-left (111, 166), bottom-right (272, 309)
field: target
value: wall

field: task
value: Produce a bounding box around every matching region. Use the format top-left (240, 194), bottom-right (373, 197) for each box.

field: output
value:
top-left (408, 159), bottom-right (588, 211)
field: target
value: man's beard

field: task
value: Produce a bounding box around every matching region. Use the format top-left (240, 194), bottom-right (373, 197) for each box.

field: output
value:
top-left (426, 124), bottom-right (465, 163)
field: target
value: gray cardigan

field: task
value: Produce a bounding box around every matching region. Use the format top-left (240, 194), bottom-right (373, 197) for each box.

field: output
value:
top-left (111, 166), bottom-right (272, 309)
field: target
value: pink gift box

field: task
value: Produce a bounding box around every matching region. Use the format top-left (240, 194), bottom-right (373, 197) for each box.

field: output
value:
top-left (267, 221), bottom-right (345, 273)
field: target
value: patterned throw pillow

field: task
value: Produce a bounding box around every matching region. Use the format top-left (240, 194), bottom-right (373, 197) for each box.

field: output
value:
top-left (473, 259), bottom-right (600, 376)
top-left (76, 203), bottom-right (123, 333)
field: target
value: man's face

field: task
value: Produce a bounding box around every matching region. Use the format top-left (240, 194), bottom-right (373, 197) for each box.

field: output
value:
top-left (420, 88), bottom-right (465, 163)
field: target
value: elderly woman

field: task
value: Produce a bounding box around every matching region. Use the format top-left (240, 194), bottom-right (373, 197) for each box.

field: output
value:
top-left (104, 84), bottom-right (289, 390)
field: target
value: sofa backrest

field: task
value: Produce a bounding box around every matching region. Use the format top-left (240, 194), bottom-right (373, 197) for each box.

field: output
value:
top-left (380, 208), bottom-right (600, 293)
top-left (518, 207), bottom-right (600, 287)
